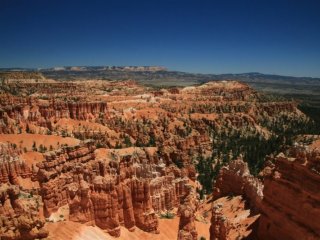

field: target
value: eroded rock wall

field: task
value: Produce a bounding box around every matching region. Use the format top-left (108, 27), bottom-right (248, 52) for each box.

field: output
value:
top-left (177, 184), bottom-right (198, 240)
top-left (257, 146), bottom-right (320, 240)
top-left (37, 141), bottom-right (188, 236)
top-left (0, 184), bottom-right (48, 240)
top-left (212, 158), bottom-right (263, 212)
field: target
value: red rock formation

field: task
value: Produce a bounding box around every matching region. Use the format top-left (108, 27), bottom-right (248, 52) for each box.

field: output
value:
top-left (209, 196), bottom-right (259, 240)
top-left (0, 92), bottom-right (109, 134)
top-left (257, 146), bottom-right (320, 240)
top-left (38, 100), bottom-right (108, 121)
top-left (209, 203), bottom-right (230, 240)
top-left (131, 179), bottom-right (158, 233)
top-left (209, 158), bottom-right (263, 240)
top-left (117, 182), bottom-right (135, 231)
top-left (90, 177), bottom-right (120, 236)
top-left (212, 157), bottom-right (263, 212)
top-left (0, 184), bottom-right (48, 240)
top-left (180, 81), bottom-right (256, 101)
top-left (37, 141), bottom-right (188, 237)
top-left (177, 184), bottom-right (198, 240)
top-left (0, 143), bottom-right (32, 184)
top-left (0, 78), bottom-right (311, 240)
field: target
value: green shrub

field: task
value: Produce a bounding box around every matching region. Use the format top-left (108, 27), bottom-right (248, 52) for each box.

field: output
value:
top-left (160, 211), bottom-right (175, 219)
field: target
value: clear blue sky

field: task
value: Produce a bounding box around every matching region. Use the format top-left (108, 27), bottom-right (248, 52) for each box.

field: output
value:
top-left (1, 0), bottom-right (320, 77)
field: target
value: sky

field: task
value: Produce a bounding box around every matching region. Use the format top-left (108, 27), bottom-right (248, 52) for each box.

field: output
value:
top-left (0, 0), bottom-right (320, 77)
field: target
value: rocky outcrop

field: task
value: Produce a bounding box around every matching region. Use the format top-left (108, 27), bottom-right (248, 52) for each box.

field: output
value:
top-left (0, 143), bottom-right (32, 184)
top-left (0, 184), bottom-right (48, 240)
top-left (177, 184), bottom-right (198, 240)
top-left (212, 158), bottom-right (263, 212)
top-left (37, 100), bottom-right (108, 121)
top-left (209, 159), bottom-right (263, 240)
top-left (181, 81), bottom-right (256, 101)
top-left (0, 99), bottom-right (108, 123)
top-left (259, 102), bottom-right (297, 116)
top-left (0, 89), bottom-right (109, 133)
top-left (0, 160), bottom-right (31, 185)
top-left (209, 203), bottom-right (230, 240)
top-left (209, 145), bottom-right (320, 240)
top-left (37, 141), bottom-right (188, 236)
top-left (209, 195), bottom-right (260, 240)
top-left (257, 146), bottom-right (320, 240)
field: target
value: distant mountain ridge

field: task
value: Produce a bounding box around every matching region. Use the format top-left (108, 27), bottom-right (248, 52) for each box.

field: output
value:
top-left (0, 66), bottom-right (319, 85)
top-left (1, 66), bottom-right (319, 117)
top-left (0, 66), bottom-right (167, 72)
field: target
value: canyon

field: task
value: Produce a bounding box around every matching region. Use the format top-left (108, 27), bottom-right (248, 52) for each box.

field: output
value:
top-left (0, 73), bottom-right (319, 239)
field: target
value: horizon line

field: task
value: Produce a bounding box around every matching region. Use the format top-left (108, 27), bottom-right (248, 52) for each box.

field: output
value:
top-left (0, 66), bottom-right (319, 79)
